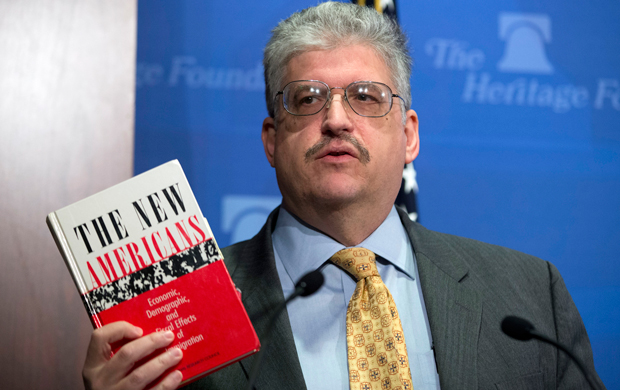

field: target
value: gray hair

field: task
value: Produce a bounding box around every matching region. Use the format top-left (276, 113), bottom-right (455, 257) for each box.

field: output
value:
top-left (263, 1), bottom-right (413, 119)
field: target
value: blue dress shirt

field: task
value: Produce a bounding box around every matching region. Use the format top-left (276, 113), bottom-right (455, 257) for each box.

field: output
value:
top-left (272, 206), bottom-right (441, 390)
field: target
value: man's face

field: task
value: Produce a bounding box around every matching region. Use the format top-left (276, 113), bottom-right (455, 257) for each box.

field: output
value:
top-left (262, 45), bottom-right (419, 219)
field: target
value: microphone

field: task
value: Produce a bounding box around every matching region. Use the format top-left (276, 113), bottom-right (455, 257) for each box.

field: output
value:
top-left (245, 269), bottom-right (325, 390)
top-left (290, 268), bottom-right (325, 299)
top-left (501, 316), bottom-right (601, 390)
top-left (501, 315), bottom-right (535, 341)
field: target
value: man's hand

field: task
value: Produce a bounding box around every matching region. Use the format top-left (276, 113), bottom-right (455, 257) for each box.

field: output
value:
top-left (83, 321), bottom-right (184, 390)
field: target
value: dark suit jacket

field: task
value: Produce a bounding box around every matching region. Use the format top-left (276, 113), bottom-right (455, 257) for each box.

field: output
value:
top-left (186, 207), bottom-right (604, 390)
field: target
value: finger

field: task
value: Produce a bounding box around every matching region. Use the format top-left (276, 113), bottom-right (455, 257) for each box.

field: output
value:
top-left (86, 321), bottom-right (143, 363)
top-left (106, 331), bottom-right (176, 380)
top-left (151, 370), bottom-right (183, 390)
top-left (120, 348), bottom-right (183, 390)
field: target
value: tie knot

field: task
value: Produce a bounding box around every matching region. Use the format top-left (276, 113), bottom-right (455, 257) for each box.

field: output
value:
top-left (330, 247), bottom-right (379, 281)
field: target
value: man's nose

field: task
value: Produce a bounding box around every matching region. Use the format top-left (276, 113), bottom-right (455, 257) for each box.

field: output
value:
top-left (322, 91), bottom-right (353, 134)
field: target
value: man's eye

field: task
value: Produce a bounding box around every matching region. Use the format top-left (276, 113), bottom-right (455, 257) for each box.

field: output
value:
top-left (298, 94), bottom-right (322, 105)
top-left (353, 93), bottom-right (379, 103)
top-left (301, 96), bottom-right (316, 104)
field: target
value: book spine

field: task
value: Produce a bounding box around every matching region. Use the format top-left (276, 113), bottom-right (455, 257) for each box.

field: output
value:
top-left (47, 212), bottom-right (103, 328)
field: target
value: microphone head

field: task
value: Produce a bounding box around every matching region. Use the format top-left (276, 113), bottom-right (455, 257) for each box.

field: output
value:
top-left (295, 270), bottom-right (325, 297)
top-left (501, 315), bottom-right (535, 341)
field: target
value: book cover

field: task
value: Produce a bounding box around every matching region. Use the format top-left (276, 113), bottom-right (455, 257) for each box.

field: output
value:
top-left (47, 160), bottom-right (259, 386)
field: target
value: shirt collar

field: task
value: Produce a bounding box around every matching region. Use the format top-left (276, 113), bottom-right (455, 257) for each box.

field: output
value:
top-left (272, 206), bottom-right (414, 284)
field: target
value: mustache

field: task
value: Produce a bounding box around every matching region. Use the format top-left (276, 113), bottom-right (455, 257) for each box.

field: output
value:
top-left (304, 133), bottom-right (370, 164)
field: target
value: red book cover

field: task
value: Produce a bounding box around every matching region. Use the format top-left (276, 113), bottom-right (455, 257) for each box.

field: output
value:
top-left (47, 160), bottom-right (259, 386)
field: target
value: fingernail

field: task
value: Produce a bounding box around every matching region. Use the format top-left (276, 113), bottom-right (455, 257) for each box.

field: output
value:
top-left (171, 370), bottom-right (183, 382)
top-left (134, 326), bottom-right (143, 336)
top-left (163, 331), bottom-right (174, 341)
top-left (169, 348), bottom-right (182, 358)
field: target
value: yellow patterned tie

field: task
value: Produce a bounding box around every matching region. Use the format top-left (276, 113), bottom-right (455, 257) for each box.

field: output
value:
top-left (330, 248), bottom-right (413, 390)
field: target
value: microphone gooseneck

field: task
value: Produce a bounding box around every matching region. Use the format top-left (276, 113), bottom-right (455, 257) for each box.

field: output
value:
top-left (501, 316), bottom-right (601, 390)
top-left (246, 269), bottom-right (325, 390)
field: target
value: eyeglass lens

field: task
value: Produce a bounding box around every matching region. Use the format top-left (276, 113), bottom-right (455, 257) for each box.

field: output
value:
top-left (283, 81), bottom-right (393, 117)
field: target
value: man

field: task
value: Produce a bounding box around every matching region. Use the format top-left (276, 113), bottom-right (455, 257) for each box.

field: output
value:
top-left (82, 2), bottom-right (604, 390)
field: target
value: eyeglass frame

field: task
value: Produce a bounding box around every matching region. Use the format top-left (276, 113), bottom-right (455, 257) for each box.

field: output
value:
top-left (274, 80), bottom-right (406, 118)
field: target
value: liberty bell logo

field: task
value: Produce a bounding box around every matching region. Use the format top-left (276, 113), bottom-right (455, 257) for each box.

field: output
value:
top-left (497, 12), bottom-right (554, 74)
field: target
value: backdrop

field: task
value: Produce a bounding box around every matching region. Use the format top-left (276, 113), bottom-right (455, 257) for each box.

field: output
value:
top-left (135, 0), bottom-right (620, 386)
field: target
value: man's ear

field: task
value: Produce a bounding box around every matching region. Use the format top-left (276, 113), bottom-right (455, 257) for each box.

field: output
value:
top-left (262, 116), bottom-right (276, 167)
top-left (404, 109), bottom-right (419, 164)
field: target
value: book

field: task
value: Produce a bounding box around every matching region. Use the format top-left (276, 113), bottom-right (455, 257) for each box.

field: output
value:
top-left (47, 159), bottom-right (259, 386)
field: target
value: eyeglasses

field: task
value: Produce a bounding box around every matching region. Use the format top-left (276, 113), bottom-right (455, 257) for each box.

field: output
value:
top-left (275, 80), bottom-right (404, 118)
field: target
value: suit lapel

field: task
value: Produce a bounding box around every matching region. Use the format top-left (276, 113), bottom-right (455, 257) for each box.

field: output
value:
top-left (398, 209), bottom-right (482, 389)
top-left (229, 208), bottom-right (307, 390)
